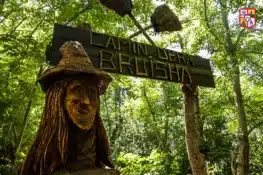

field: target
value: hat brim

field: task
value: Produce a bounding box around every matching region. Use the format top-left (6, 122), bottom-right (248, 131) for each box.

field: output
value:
top-left (38, 65), bottom-right (112, 95)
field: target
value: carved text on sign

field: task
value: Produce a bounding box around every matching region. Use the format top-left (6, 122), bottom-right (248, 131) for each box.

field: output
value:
top-left (91, 36), bottom-right (195, 66)
top-left (48, 24), bottom-right (215, 87)
top-left (90, 35), bottom-right (195, 84)
top-left (99, 50), bottom-right (192, 83)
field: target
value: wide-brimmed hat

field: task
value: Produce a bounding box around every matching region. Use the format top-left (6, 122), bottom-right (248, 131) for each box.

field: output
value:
top-left (38, 41), bottom-right (112, 95)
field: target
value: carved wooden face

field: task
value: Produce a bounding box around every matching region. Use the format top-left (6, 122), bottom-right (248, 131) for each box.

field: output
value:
top-left (64, 80), bottom-right (99, 130)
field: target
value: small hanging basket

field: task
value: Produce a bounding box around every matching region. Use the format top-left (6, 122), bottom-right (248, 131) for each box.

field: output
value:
top-left (151, 4), bottom-right (182, 32)
top-left (100, 0), bottom-right (133, 16)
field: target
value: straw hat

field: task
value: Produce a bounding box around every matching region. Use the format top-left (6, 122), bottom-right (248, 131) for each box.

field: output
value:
top-left (38, 41), bottom-right (112, 95)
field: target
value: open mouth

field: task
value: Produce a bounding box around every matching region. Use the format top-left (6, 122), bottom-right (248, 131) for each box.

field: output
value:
top-left (77, 109), bottom-right (90, 114)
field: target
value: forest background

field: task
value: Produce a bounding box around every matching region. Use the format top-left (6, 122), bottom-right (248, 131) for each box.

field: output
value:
top-left (0, 0), bottom-right (263, 174)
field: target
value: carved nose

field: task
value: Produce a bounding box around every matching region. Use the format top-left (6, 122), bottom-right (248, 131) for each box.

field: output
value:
top-left (80, 99), bottom-right (90, 109)
top-left (83, 99), bottom-right (90, 105)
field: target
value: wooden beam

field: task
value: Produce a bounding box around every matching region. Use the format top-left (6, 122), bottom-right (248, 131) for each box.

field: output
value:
top-left (46, 24), bottom-right (215, 88)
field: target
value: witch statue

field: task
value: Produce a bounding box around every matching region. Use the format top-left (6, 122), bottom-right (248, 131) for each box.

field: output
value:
top-left (20, 41), bottom-right (119, 175)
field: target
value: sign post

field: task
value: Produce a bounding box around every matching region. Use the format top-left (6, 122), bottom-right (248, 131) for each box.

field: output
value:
top-left (46, 23), bottom-right (214, 174)
top-left (47, 24), bottom-right (215, 88)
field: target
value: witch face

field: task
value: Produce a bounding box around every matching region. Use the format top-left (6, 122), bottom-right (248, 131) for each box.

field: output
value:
top-left (64, 79), bottom-right (99, 130)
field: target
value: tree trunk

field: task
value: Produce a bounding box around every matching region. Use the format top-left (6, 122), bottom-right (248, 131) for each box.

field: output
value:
top-left (219, 1), bottom-right (249, 173)
top-left (163, 110), bottom-right (171, 174)
top-left (110, 88), bottom-right (124, 149)
top-left (162, 84), bottom-right (172, 174)
top-left (231, 143), bottom-right (239, 175)
top-left (231, 63), bottom-right (249, 175)
top-left (182, 84), bottom-right (207, 175)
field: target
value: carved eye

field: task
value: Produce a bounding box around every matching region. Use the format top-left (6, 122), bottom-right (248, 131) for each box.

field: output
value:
top-left (87, 88), bottom-right (97, 101)
top-left (71, 85), bottom-right (82, 93)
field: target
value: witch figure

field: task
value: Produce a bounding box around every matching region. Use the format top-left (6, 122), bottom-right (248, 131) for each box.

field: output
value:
top-left (20, 41), bottom-right (119, 175)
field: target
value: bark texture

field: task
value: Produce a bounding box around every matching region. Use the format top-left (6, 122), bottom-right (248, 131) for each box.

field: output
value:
top-left (182, 85), bottom-right (207, 175)
top-left (220, 2), bottom-right (249, 173)
top-left (232, 65), bottom-right (249, 175)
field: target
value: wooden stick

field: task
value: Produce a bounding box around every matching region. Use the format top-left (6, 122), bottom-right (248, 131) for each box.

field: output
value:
top-left (128, 12), bottom-right (155, 46)
top-left (128, 24), bottom-right (153, 39)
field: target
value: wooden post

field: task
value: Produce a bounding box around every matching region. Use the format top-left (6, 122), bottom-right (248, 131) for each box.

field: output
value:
top-left (46, 23), bottom-right (216, 174)
top-left (181, 84), bottom-right (207, 175)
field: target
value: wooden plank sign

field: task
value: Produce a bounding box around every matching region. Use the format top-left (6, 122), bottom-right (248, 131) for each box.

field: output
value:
top-left (46, 24), bottom-right (215, 87)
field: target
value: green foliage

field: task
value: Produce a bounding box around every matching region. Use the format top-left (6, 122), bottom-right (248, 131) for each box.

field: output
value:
top-left (117, 150), bottom-right (166, 175)
top-left (0, 0), bottom-right (263, 174)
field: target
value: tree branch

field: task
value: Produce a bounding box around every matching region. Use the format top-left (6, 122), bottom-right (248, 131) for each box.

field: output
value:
top-left (234, 29), bottom-right (246, 48)
top-left (142, 87), bottom-right (163, 147)
top-left (28, 20), bottom-right (43, 36)
top-left (243, 51), bottom-right (263, 55)
top-left (143, 88), bottom-right (157, 122)
top-left (110, 88), bottom-right (123, 148)
top-left (218, 0), bottom-right (227, 8)
top-left (103, 93), bottom-right (112, 134)
top-left (246, 57), bottom-right (263, 70)
top-left (220, 4), bottom-right (234, 54)
top-left (0, 3), bottom-right (23, 24)
top-left (44, 5), bottom-right (92, 44)
top-left (15, 65), bottom-right (43, 154)
top-left (7, 17), bottom-right (27, 36)
top-left (65, 5), bottom-right (91, 25)
top-left (12, 123), bottom-right (17, 145)
top-left (203, 0), bottom-right (224, 46)
top-left (248, 120), bottom-right (263, 135)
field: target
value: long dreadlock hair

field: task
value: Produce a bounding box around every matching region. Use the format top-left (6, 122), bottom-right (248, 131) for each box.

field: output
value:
top-left (20, 79), bottom-right (70, 175)
top-left (20, 78), bottom-right (114, 175)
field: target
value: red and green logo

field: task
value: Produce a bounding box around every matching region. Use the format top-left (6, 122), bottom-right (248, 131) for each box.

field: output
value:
top-left (239, 8), bottom-right (256, 28)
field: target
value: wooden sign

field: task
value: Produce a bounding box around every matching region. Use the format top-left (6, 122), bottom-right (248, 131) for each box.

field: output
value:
top-left (47, 24), bottom-right (215, 87)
